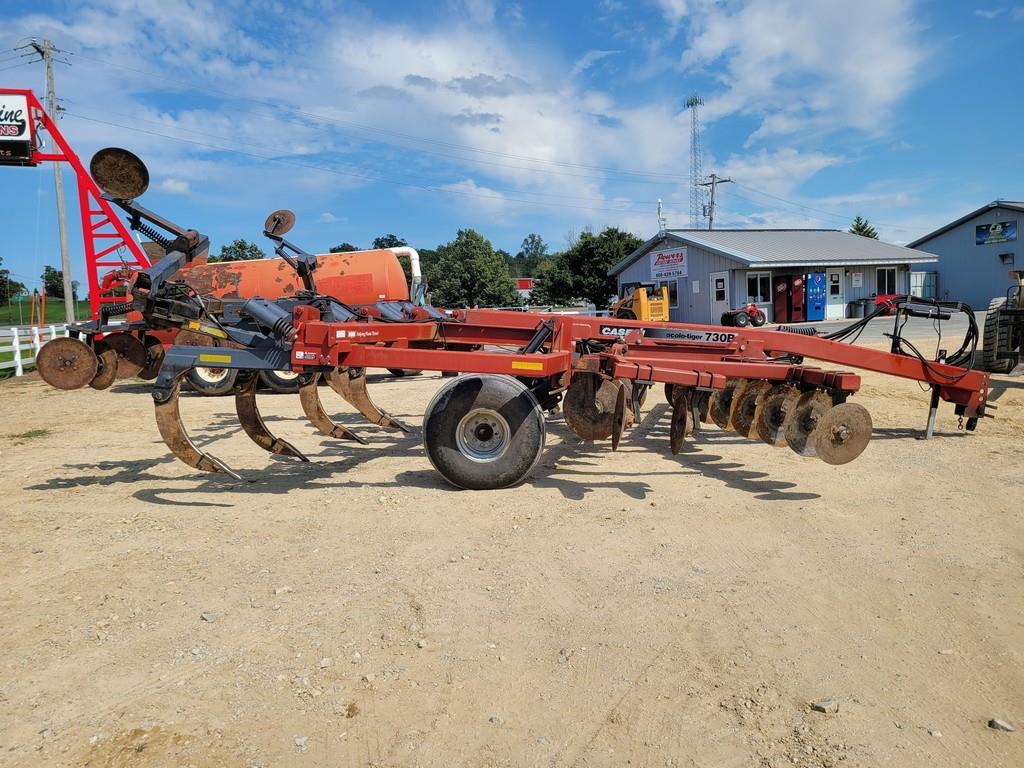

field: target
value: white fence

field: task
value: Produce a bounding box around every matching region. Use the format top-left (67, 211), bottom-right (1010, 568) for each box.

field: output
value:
top-left (0, 325), bottom-right (69, 377)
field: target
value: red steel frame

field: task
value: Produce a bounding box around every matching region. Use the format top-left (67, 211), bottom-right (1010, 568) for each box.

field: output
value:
top-left (0, 88), bottom-right (150, 320)
top-left (287, 308), bottom-right (991, 417)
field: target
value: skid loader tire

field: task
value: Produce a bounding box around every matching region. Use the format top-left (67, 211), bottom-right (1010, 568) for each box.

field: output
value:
top-left (259, 369), bottom-right (301, 394)
top-left (423, 374), bottom-right (546, 491)
top-left (615, 309), bottom-right (637, 320)
top-left (982, 297), bottom-right (1015, 374)
top-left (187, 366), bottom-right (238, 396)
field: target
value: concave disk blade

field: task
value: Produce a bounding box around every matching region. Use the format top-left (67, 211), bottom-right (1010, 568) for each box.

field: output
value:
top-left (814, 402), bottom-right (873, 465)
top-left (138, 338), bottom-right (166, 381)
top-left (103, 333), bottom-right (147, 379)
top-left (784, 390), bottom-right (833, 457)
top-left (611, 382), bottom-right (626, 451)
top-left (669, 391), bottom-right (690, 455)
top-left (90, 147), bottom-right (149, 199)
top-left (36, 337), bottom-right (98, 390)
top-left (564, 373), bottom-right (634, 440)
top-left (89, 342), bottom-right (118, 390)
top-left (731, 380), bottom-right (773, 439)
top-left (709, 378), bottom-right (745, 430)
top-left (755, 384), bottom-right (801, 447)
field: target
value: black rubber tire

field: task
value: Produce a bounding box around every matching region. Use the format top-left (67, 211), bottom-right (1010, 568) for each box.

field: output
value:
top-left (720, 313), bottom-right (734, 326)
top-left (751, 310), bottom-right (767, 327)
top-left (387, 368), bottom-right (424, 377)
top-left (733, 312), bottom-right (750, 327)
top-left (615, 309), bottom-right (637, 320)
top-left (423, 374), bottom-right (546, 490)
top-left (982, 297), bottom-right (1015, 374)
top-left (258, 369), bottom-right (301, 394)
top-left (186, 366), bottom-right (238, 396)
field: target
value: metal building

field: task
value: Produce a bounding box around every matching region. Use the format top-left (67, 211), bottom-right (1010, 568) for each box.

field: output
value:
top-left (908, 200), bottom-right (1022, 309)
top-left (609, 229), bottom-right (938, 325)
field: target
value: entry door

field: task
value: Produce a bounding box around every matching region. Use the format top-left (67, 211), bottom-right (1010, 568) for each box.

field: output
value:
top-left (710, 271), bottom-right (730, 323)
top-left (825, 268), bottom-right (845, 320)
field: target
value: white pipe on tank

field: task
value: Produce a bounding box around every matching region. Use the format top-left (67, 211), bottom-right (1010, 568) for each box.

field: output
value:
top-left (389, 246), bottom-right (423, 301)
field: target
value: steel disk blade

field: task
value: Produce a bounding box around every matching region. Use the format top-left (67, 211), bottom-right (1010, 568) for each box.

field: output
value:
top-left (90, 147), bottom-right (149, 199)
top-left (103, 333), bottom-right (147, 379)
top-left (138, 339), bottom-right (166, 381)
top-left (755, 384), bottom-right (801, 446)
top-left (88, 342), bottom-right (118, 390)
top-left (784, 390), bottom-right (834, 457)
top-left (669, 392), bottom-right (690, 455)
top-left (814, 402), bottom-right (873, 465)
top-left (731, 380), bottom-right (773, 439)
top-left (709, 378), bottom-right (745, 430)
top-left (611, 383), bottom-right (627, 451)
top-left (36, 337), bottom-right (98, 390)
top-left (264, 209), bottom-right (296, 236)
top-left (564, 374), bottom-right (634, 440)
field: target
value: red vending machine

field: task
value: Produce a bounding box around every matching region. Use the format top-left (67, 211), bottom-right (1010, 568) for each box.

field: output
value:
top-left (773, 276), bottom-right (791, 323)
top-left (790, 274), bottom-right (806, 322)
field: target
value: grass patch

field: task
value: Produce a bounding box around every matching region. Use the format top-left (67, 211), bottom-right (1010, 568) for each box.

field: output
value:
top-left (0, 300), bottom-right (91, 326)
top-left (8, 428), bottom-right (51, 440)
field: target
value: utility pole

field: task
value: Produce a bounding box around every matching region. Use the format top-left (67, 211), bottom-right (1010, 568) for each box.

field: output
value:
top-left (28, 39), bottom-right (75, 323)
top-left (699, 173), bottom-right (732, 230)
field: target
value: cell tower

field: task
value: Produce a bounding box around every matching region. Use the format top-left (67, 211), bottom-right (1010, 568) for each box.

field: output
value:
top-left (686, 95), bottom-right (704, 229)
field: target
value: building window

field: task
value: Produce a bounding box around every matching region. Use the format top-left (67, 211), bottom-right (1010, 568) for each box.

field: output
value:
top-left (714, 277), bottom-right (727, 302)
top-left (745, 271), bottom-right (771, 303)
top-left (658, 280), bottom-right (678, 308)
top-left (829, 272), bottom-right (841, 297)
top-left (877, 267), bottom-right (897, 295)
top-left (999, 252), bottom-right (1015, 265)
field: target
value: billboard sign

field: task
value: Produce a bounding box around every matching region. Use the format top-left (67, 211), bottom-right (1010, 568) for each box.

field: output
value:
top-left (976, 220), bottom-right (1017, 246)
top-left (0, 93), bottom-right (34, 164)
top-left (650, 247), bottom-right (687, 280)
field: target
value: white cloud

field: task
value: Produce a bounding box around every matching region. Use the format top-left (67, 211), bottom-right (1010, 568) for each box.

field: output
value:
top-left (720, 148), bottom-right (843, 196)
top-left (449, 0), bottom-right (496, 25)
top-left (158, 178), bottom-right (190, 194)
top-left (318, 212), bottom-right (338, 223)
top-left (974, 8), bottom-right (1006, 20)
top-left (653, 0), bottom-right (688, 25)
top-left (681, 0), bottom-right (928, 139)
top-left (570, 50), bottom-right (620, 78)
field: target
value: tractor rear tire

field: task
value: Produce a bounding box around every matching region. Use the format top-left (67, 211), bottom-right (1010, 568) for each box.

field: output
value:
top-left (423, 374), bottom-right (546, 490)
top-left (982, 297), bottom-right (1015, 374)
top-left (259, 369), bottom-right (301, 394)
top-left (187, 366), bottom-right (238, 396)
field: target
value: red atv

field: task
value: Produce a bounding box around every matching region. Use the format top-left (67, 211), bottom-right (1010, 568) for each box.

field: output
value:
top-left (721, 303), bottom-right (767, 327)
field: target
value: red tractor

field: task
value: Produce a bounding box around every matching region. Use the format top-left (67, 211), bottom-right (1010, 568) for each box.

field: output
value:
top-left (721, 303), bottom-right (767, 327)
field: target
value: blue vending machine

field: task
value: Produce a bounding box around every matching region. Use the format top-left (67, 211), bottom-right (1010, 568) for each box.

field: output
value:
top-left (805, 272), bottom-right (826, 321)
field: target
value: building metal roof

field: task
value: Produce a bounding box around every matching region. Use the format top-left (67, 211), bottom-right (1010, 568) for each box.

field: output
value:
top-left (609, 229), bottom-right (938, 276)
top-left (907, 200), bottom-right (1024, 248)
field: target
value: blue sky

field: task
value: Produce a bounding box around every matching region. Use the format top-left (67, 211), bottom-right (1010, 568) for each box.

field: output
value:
top-left (1, 0), bottom-right (1021, 293)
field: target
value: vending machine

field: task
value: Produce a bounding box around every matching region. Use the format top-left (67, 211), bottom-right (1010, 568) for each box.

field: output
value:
top-left (773, 275), bottom-right (807, 323)
top-left (790, 274), bottom-right (806, 322)
top-left (805, 272), bottom-right (826, 322)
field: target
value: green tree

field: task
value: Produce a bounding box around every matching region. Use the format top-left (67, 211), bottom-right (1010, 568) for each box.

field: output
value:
top-left (209, 239), bottom-right (267, 263)
top-left (425, 229), bottom-right (518, 308)
top-left (530, 227), bottom-right (642, 308)
top-left (508, 233), bottom-right (551, 278)
top-left (329, 242), bottom-right (360, 253)
top-left (0, 257), bottom-right (27, 304)
top-left (849, 216), bottom-right (879, 239)
top-left (40, 265), bottom-right (79, 299)
top-left (372, 234), bottom-right (407, 249)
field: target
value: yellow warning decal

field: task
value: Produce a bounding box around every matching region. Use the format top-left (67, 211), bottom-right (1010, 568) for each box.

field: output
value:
top-left (184, 320), bottom-right (228, 339)
top-left (511, 360), bottom-right (544, 371)
top-left (198, 353), bottom-right (232, 364)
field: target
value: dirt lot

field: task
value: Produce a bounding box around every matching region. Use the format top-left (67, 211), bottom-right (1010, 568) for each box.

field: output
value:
top-left (1, 351), bottom-right (1022, 767)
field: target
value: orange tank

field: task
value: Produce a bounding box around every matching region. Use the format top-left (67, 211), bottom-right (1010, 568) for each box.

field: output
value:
top-left (178, 249), bottom-right (409, 304)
